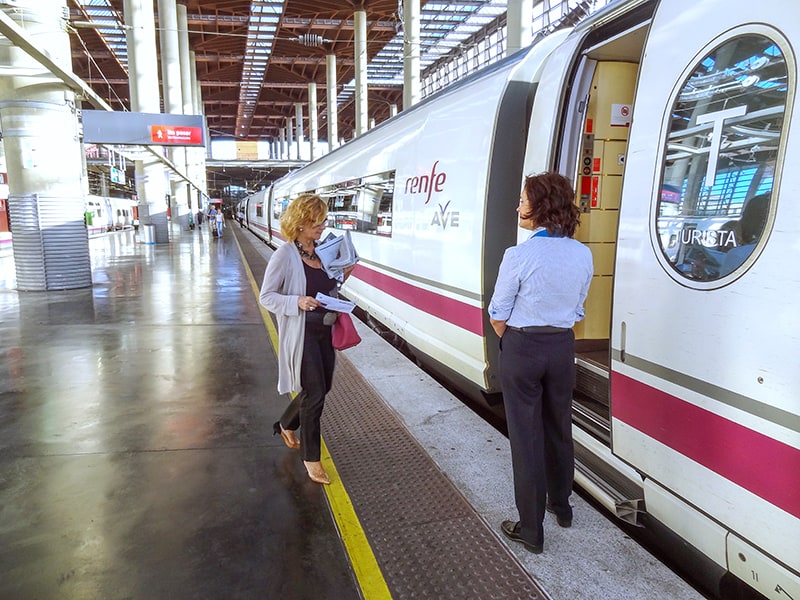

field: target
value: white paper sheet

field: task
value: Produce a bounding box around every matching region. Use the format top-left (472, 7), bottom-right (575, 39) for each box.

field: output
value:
top-left (315, 293), bottom-right (356, 313)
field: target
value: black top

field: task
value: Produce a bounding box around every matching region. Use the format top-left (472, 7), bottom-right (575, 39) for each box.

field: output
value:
top-left (303, 261), bottom-right (336, 296)
top-left (303, 262), bottom-right (337, 320)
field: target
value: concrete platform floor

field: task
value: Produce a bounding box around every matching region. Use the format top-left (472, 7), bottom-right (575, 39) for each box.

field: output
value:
top-left (0, 230), bottom-right (359, 599)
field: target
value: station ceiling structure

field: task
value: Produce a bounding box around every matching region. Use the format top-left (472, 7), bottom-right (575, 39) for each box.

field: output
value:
top-left (65, 0), bottom-right (596, 195)
top-left (68, 0), bottom-right (521, 143)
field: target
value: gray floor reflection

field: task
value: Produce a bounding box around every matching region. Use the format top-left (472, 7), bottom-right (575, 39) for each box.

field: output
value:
top-left (0, 229), bottom-right (360, 599)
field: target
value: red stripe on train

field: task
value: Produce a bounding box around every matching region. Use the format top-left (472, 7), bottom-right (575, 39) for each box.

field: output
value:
top-left (352, 263), bottom-right (484, 336)
top-left (611, 371), bottom-right (800, 519)
top-left (251, 226), bottom-right (484, 334)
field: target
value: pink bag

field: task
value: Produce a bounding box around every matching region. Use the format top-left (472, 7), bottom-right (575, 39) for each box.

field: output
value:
top-left (332, 313), bottom-right (361, 350)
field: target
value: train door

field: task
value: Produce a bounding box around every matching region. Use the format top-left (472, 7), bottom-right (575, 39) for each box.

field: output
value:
top-left (613, 0), bottom-right (798, 596)
top-left (524, 3), bottom-right (654, 445)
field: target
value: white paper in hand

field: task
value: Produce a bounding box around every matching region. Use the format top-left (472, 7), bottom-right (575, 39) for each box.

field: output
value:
top-left (315, 293), bottom-right (356, 313)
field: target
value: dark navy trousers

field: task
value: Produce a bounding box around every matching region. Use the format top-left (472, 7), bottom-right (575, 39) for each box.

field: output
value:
top-left (500, 327), bottom-right (575, 547)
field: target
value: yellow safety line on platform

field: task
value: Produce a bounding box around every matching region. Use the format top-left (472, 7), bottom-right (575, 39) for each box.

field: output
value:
top-left (233, 232), bottom-right (392, 600)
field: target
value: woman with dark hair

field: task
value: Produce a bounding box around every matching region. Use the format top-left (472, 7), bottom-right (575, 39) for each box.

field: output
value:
top-left (260, 193), bottom-right (353, 485)
top-left (488, 172), bottom-right (593, 553)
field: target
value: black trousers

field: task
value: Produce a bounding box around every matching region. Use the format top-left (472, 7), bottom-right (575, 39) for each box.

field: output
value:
top-left (279, 321), bottom-right (335, 461)
top-left (500, 327), bottom-right (575, 546)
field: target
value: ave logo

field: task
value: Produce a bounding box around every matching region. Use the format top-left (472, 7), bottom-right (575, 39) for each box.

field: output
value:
top-left (403, 161), bottom-right (459, 229)
top-left (431, 200), bottom-right (459, 229)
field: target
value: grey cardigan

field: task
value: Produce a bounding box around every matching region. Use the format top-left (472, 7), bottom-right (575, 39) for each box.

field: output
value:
top-left (259, 242), bottom-right (306, 395)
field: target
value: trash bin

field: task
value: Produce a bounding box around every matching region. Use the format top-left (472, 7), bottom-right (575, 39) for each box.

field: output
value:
top-left (142, 224), bottom-right (156, 244)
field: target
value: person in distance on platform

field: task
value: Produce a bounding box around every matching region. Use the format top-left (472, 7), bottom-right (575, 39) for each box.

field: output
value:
top-left (215, 207), bottom-right (225, 238)
top-left (488, 172), bottom-right (593, 553)
top-left (207, 204), bottom-right (218, 236)
top-left (259, 193), bottom-right (354, 485)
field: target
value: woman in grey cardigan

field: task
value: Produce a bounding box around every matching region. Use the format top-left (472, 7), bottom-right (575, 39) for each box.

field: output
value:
top-left (259, 193), bottom-right (352, 484)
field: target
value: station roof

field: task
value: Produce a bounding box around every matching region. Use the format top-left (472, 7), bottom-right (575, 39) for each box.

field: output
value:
top-left (68, 0), bottom-right (514, 144)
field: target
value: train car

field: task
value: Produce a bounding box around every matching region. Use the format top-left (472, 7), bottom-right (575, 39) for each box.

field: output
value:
top-left (244, 189), bottom-right (270, 242)
top-left (85, 195), bottom-right (137, 236)
top-left (519, 2), bottom-right (797, 599)
top-left (243, 1), bottom-right (798, 597)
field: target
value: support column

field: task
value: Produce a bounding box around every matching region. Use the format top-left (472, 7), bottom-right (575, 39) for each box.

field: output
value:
top-left (326, 54), bottom-right (338, 152)
top-left (158, 0), bottom-right (189, 232)
top-left (125, 0), bottom-right (168, 243)
top-left (0, 0), bottom-right (91, 289)
top-left (354, 10), bottom-right (368, 137)
top-left (189, 50), bottom-right (207, 210)
top-left (286, 115), bottom-right (293, 154)
top-left (403, 0), bottom-right (421, 109)
top-left (308, 82), bottom-right (319, 160)
top-left (507, 0), bottom-right (533, 55)
top-left (279, 128), bottom-right (286, 160)
top-left (177, 3), bottom-right (194, 214)
top-left (294, 102), bottom-right (303, 160)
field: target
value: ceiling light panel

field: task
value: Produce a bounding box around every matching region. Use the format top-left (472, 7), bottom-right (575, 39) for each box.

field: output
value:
top-left (236, 0), bottom-right (285, 133)
top-left (366, 0), bottom-right (507, 87)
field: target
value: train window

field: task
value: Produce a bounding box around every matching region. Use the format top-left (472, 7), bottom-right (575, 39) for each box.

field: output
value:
top-left (317, 170), bottom-right (395, 237)
top-left (273, 196), bottom-right (289, 221)
top-left (655, 33), bottom-right (789, 284)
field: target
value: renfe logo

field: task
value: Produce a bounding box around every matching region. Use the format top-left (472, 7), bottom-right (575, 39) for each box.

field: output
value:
top-left (405, 161), bottom-right (446, 204)
top-left (404, 161), bottom-right (458, 229)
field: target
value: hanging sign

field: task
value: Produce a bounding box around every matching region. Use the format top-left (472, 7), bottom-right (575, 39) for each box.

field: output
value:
top-left (82, 110), bottom-right (206, 147)
top-left (150, 125), bottom-right (203, 145)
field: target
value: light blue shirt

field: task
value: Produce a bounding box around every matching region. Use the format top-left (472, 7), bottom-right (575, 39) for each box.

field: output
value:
top-left (488, 228), bottom-right (593, 329)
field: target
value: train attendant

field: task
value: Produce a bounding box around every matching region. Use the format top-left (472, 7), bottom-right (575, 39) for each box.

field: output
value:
top-left (488, 172), bottom-right (593, 553)
top-left (259, 194), bottom-right (353, 485)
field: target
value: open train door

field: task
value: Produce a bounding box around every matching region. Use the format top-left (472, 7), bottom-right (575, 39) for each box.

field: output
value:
top-left (612, 0), bottom-right (799, 597)
top-left (522, 1), bottom-right (657, 521)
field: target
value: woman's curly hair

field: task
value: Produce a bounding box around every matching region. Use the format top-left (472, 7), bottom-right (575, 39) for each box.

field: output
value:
top-left (520, 172), bottom-right (581, 238)
top-left (280, 193), bottom-right (328, 241)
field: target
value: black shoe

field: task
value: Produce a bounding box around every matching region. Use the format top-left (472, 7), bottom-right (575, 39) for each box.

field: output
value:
top-left (500, 521), bottom-right (543, 554)
top-left (545, 503), bottom-right (572, 528)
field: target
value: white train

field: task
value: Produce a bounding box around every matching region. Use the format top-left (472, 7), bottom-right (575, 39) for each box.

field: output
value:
top-left (85, 194), bottom-right (137, 236)
top-left (241, 1), bottom-right (798, 597)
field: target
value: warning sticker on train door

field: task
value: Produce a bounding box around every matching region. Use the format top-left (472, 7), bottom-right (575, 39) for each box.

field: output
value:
top-left (591, 176), bottom-right (600, 208)
top-left (611, 104), bottom-right (632, 127)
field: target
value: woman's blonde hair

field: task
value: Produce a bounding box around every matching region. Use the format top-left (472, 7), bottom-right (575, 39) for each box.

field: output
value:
top-left (280, 193), bottom-right (328, 241)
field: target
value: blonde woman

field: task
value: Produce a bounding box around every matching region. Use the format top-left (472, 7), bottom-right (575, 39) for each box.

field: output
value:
top-left (260, 194), bottom-right (352, 484)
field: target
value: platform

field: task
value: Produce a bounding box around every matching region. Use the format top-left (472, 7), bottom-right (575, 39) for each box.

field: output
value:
top-left (0, 226), bottom-right (705, 599)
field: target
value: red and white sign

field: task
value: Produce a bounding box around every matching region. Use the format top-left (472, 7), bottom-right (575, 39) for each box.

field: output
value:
top-left (610, 103), bottom-right (632, 127)
top-left (150, 125), bottom-right (203, 145)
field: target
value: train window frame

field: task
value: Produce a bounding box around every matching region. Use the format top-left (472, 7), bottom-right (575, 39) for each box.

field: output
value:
top-left (317, 170), bottom-right (395, 237)
top-left (651, 26), bottom-right (793, 290)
